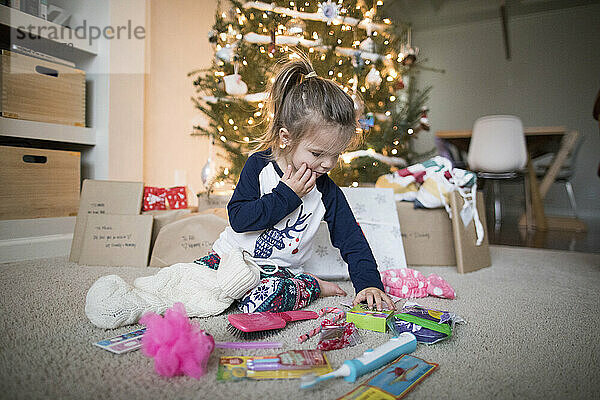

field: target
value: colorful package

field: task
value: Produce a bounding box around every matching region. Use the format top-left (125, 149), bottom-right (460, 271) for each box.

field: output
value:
top-left (217, 350), bottom-right (332, 381)
top-left (338, 354), bottom-right (438, 400)
top-left (345, 304), bottom-right (394, 333)
top-left (387, 302), bottom-right (465, 345)
top-left (166, 186), bottom-right (188, 209)
top-left (143, 186), bottom-right (167, 211)
top-left (317, 322), bottom-right (361, 351)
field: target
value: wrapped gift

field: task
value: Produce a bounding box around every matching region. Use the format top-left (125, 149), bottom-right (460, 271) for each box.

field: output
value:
top-left (166, 186), bottom-right (188, 209)
top-left (143, 186), bottom-right (167, 211)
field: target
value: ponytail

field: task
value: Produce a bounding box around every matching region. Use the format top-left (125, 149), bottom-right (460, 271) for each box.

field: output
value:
top-left (269, 57), bottom-right (313, 132)
top-left (252, 50), bottom-right (358, 161)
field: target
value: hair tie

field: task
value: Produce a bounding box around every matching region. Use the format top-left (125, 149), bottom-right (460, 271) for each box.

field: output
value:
top-left (304, 71), bottom-right (318, 79)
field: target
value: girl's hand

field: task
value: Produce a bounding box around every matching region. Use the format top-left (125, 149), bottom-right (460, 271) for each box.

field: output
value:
top-left (281, 163), bottom-right (317, 197)
top-left (353, 287), bottom-right (396, 311)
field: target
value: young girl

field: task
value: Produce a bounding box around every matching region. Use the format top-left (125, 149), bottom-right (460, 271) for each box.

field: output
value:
top-left (198, 55), bottom-right (395, 313)
top-left (85, 55), bottom-right (394, 330)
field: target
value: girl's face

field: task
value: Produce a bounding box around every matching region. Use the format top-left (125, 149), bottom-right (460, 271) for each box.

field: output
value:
top-left (280, 128), bottom-right (343, 177)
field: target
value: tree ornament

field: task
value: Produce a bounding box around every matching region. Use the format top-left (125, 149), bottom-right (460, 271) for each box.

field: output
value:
top-left (400, 27), bottom-right (419, 66)
top-left (208, 30), bottom-right (218, 45)
top-left (365, 66), bottom-right (382, 88)
top-left (319, 1), bottom-right (340, 22)
top-left (400, 47), bottom-right (418, 66)
top-left (268, 29), bottom-right (276, 54)
top-left (285, 17), bottom-right (306, 37)
top-left (359, 37), bottom-right (376, 53)
top-left (352, 51), bottom-right (365, 74)
top-left (201, 134), bottom-right (216, 190)
top-left (359, 112), bottom-right (375, 132)
top-left (394, 73), bottom-right (405, 90)
top-left (201, 158), bottom-right (215, 188)
top-left (419, 107), bottom-right (431, 131)
top-left (223, 62), bottom-right (248, 96)
top-left (215, 45), bottom-right (234, 62)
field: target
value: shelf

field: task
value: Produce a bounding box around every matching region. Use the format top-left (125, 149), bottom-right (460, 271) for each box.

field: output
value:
top-left (0, 4), bottom-right (98, 55)
top-left (0, 117), bottom-right (95, 145)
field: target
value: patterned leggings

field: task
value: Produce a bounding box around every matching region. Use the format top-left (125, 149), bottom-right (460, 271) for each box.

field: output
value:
top-left (194, 253), bottom-right (321, 313)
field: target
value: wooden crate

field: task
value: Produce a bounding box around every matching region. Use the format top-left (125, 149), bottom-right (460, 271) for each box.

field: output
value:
top-left (0, 50), bottom-right (85, 126)
top-left (0, 146), bottom-right (80, 220)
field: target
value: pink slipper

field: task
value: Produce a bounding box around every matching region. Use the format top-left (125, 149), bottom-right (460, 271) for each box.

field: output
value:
top-left (426, 274), bottom-right (455, 299)
top-left (382, 268), bottom-right (456, 300)
top-left (381, 269), bottom-right (428, 298)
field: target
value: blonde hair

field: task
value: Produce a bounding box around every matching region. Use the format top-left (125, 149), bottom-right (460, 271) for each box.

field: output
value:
top-left (253, 51), bottom-right (362, 160)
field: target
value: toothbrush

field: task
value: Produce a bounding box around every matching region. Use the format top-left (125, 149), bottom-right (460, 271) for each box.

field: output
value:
top-left (300, 332), bottom-right (417, 389)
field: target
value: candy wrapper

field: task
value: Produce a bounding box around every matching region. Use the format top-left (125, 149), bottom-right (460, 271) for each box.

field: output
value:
top-left (388, 302), bottom-right (465, 345)
top-left (317, 322), bottom-right (361, 351)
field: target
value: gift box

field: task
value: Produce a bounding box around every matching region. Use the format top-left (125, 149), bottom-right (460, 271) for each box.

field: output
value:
top-left (345, 304), bottom-right (394, 333)
top-left (143, 187), bottom-right (167, 211)
top-left (396, 191), bottom-right (491, 273)
top-left (166, 186), bottom-right (188, 209)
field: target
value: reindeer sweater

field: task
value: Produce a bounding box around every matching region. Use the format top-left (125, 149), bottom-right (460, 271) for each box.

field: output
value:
top-left (212, 150), bottom-right (384, 294)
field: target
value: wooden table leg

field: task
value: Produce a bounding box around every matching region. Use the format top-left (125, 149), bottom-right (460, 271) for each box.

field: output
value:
top-left (519, 130), bottom-right (586, 232)
top-left (526, 157), bottom-right (547, 230)
top-left (538, 131), bottom-right (579, 197)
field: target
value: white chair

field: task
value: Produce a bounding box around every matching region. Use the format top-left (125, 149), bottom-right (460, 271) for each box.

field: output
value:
top-left (467, 115), bottom-right (528, 229)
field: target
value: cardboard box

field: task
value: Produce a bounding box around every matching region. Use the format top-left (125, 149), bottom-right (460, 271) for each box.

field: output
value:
top-left (196, 192), bottom-right (232, 212)
top-left (0, 145), bottom-right (80, 220)
top-left (78, 214), bottom-right (153, 267)
top-left (143, 208), bottom-right (193, 251)
top-left (396, 202), bottom-right (456, 266)
top-left (0, 50), bottom-right (86, 126)
top-left (149, 213), bottom-right (228, 267)
top-left (70, 180), bottom-right (144, 263)
top-left (450, 191), bottom-right (491, 273)
top-left (396, 192), bottom-right (490, 272)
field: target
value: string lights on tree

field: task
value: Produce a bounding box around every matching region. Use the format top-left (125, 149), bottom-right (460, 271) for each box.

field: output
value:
top-left (190, 0), bottom-right (434, 188)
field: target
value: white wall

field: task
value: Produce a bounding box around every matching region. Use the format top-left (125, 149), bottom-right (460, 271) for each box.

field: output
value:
top-left (108, 0), bottom-right (146, 181)
top-left (412, 4), bottom-right (600, 218)
top-left (144, 0), bottom-right (218, 199)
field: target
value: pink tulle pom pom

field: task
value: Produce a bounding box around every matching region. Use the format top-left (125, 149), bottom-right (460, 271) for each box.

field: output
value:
top-left (139, 302), bottom-right (215, 379)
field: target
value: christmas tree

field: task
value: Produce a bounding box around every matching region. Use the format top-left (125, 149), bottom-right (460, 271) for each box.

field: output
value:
top-left (190, 0), bottom-right (431, 191)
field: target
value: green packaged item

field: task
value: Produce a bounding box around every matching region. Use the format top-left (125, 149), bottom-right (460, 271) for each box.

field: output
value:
top-left (345, 304), bottom-right (394, 333)
top-left (387, 302), bottom-right (465, 344)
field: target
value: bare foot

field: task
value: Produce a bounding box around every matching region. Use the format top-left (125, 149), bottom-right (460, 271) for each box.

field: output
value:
top-left (308, 275), bottom-right (347, 297)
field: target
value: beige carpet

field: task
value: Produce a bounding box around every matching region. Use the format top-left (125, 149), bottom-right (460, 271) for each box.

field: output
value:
top-left (1, 245), bottom-right (599, 399)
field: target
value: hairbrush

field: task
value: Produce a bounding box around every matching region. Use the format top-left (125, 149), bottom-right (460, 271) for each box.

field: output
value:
top-left (215, 341), bottom-right (282, 349)
top-left (227, 310), bottom-right (319, 339)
